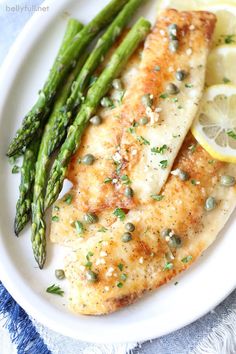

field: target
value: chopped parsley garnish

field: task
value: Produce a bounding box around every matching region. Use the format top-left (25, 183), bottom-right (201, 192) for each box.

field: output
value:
top-left (172, 134), bottom-right (181, 138)
top-left (12, 165), bottom-right (20, 174)
top-left (172, 97), bottom-right (178, 103)
top-left (46, 284), bottom-right (64, 296)
top-left (86, 251), bottom-right (94, 261)
top-left (174, 281), bottom-right (178, 286)
top-left (113, 208), bottom-right (126, 221)
top-left (159, 160), bottom-right (168, 169)
top-left (227, 130), bottom-right (236, 140)
top-left (178, 105), bottom-right (183, 109)
top-left (185, 83), bottom-right (193, 88)
top-left (181, 255), bottom-right (193, 263)
top-left (51, 216), bottom-right (59, 222)
top-left (159, 93), bottom-right (168, 99)
top-left (163, 262), bottom-right (173, 271)
top-left (121, 274), bottom-right (127, 281)
top-left (188, 143), bottom-right (197, 153)
top-left (208, 159), bottom-right (216, 164)
top-left (118, 263), bottom-right (124, 271)
top-left (191, 179), bottom-right (197, 185)
top-left (117, 282), bottom-right (123, 288)
top-left (136, 135), bottom-right (150, 146)
top-left (64, 194), bottom-right (73, 205)
top-left (98, 226), bottom-right (108, 233)
top-left (151, 144), bottom-right (168, 154)
top-left (54, 205), bottom-right (60, 211)
top-left (115, 162), bottom-right (122, 175)
top-left (74, 220), bottom-right (84, 235)
top-left (85, 261), bottom-right (92, 269)
top-left (121, 174), bottom-right (131, 185)
top-left (104, 177), bottom-right (112, 184)
top-left (151, 194), bottom-right (164, 201)
top-left (224, 34), bottom-right (235, 44)
top-left (127, 126), bottom-right (135, 134)
top-left (223, 77), bottom-right (231, 84)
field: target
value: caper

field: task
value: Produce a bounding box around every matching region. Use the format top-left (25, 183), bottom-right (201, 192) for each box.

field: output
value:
top-left (125, 223), bottom-right (135, 232)
top-left (168, 24), bottom-right (178, 39)
top-left (139, 117), bottom-right (149, 126)
top-left (101, 97), bottom-right (114, 108)
top-left (55, 269), bottom-right (65, 280)
top-left (86, 270), bottom-right (98, 283)
top-left (205, 197), bottom-right (216, 211)
top-left (166, 83), bottom-right (179, 95)
top-left (81, 154), bottom-right (95, 165)
top-left (122, 232), bottom-right (132, 242)
top-left (178, 169), bottom-right (190, 181)
top-left (220, 175), bottom-right (236, 187)
top-left (124, 187), bottom-right (134, 198)
top-left (168, 235), bottom-right (182, 248)
top-left (175, 70), bottom-right (187, 81)
top-left (89, 115), bottom-right (102, 126)
top-left (161, 228), bottom-right (172, 238)
top-left (83, 213), bottom-right (98, 224)
top-left (141, 94), bottom-right (153, 108)
top-left (112, 78), bottom-right (123, 90)
top-left (169, 40), bottom-right (179, 53)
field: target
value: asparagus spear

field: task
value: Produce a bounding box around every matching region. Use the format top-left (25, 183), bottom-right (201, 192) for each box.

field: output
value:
top-left (14, 137), bottom-right (41, 236)
top-left (14, 20), bottom-right (84, 236)
top-left (36, 18), bottom-right (151, 269)
top-left (47, 0), bottom-right (145, 155)
top-left (7, 0), bottom-right (129, 157)
top-left (44, 17), bottom-right (151, 212)
top-left (31, 53), bottom-right (87, 267)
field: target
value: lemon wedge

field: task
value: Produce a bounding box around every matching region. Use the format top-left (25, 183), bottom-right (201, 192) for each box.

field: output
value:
top-left (206, 45), bottom-right (236, 86)
top-left (204, 3), bottom-right (236, 46)
top-left (157, 0), bottom-right (236, 12)
top-left (191, 85), bottom-right (236, 163)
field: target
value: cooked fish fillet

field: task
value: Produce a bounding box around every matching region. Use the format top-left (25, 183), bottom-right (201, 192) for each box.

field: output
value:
top-left (66, 9), bottom-right (216, 212)
top-left (62, 134), bottom-right (236, 315)
top-left (48, 10), bottom-right (236, 316)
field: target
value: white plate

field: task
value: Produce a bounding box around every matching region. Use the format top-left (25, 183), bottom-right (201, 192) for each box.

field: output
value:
top-left (0, 0), bottom-right (235, 344)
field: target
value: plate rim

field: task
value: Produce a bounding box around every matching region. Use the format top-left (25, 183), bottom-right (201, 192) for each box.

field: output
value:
top-left (0, 0), bottom-right (235, 343)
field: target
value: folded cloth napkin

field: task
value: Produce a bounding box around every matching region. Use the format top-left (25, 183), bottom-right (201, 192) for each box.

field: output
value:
top-left (0, 1), bottom-right (236, 353)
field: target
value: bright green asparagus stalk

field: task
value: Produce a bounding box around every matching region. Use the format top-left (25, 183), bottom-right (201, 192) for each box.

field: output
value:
top-left (13, 19), bottom-right (83, 236)
top-left (44, 18), bottom-right (151, 213)
top-left (31, 53), bottom-right (87, 269)
top-left (31, 1), bottom-right (145, 269)
top-left (47, 0), bottom-right (145, 155)
top-left (7, 0), bottom-right (130, 157)
top-left (14, 137), bottom-right (41, 236)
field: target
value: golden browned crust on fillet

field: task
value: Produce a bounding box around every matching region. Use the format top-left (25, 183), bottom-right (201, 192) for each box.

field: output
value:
top-left (63, 134), bottom-right (236, 315)
top-left (47, 11), bottom-right (236, 316)
top-left (66, 9), bottom-right (216, 213)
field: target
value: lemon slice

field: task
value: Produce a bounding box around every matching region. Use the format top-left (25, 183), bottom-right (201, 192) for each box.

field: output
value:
top-left (191, 85), bottom-right (236, 163)
top-left (206, 45), bottom-right (236, 86)
top-left (157, 0), bottom-right (236, 12)
top-left (204, 3), bottom-right (236, 46)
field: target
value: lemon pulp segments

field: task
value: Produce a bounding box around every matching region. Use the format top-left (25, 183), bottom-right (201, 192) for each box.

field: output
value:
top-left (206, 45), bottom-right (236, 86)
top-left (191, 85), bottom-right (236, 163)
